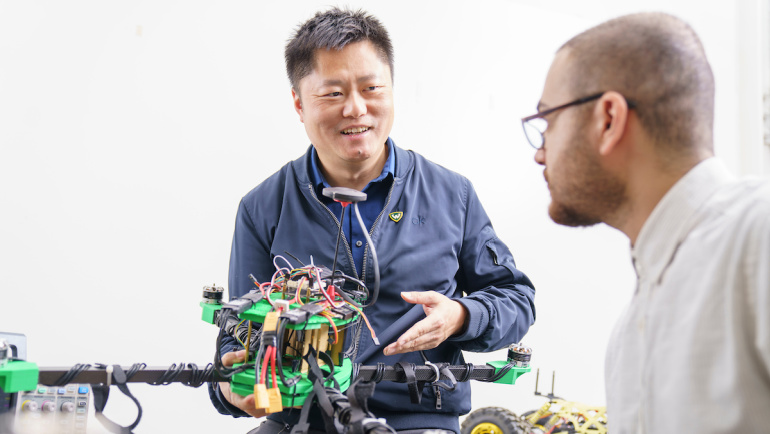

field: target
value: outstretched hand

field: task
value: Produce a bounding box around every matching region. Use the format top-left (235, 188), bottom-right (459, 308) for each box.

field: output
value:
top-left (383, 291), bottom-right (467, 356)
top-left (218, 350), bottom-right (267, 418)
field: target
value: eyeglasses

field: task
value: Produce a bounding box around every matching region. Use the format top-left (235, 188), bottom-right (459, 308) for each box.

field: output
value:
top-left (521, 92), bottom-right (637, 150)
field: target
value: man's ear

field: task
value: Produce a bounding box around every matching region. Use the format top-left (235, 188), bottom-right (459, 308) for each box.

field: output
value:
top-left (593, 91), bottom-right (630, 156)
top-left (291, 88), bottom-right (304, 123)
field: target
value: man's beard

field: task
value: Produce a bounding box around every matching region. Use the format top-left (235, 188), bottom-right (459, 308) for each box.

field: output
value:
top-left (548, 131), bottom-right (626, 227)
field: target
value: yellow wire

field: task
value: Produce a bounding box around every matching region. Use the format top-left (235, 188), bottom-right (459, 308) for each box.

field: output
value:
top-left (320, 311), bottom-right (339, 344)
top-left (234, 319), bottom-right (247, 348)
top-left (346, 302), bottom-right (378, 341)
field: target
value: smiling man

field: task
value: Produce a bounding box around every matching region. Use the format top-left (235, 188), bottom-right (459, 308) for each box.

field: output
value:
top-left (291, 39), bottom-right (393, 192)
top-left (523, 12), bottom-right (770, 433)
top-left (209, 8), bottom-right (536, 434)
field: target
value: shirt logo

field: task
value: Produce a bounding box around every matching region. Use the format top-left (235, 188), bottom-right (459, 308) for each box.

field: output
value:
top-left (389, 211), bottom-right (403, 223)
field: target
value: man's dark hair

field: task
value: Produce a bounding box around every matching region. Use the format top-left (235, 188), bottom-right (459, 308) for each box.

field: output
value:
top-left (560, 12), bottom-right (715, 159)
top-left (285, 7), bottom-right (394, 93)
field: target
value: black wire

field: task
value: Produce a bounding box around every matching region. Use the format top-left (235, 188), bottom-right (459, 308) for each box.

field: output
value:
top-left (149, 363), bottom-right (185, 385)
top-left (333, 284), bottom-right (364, 308)
top-left (183, 363), bottom-right (214, 387)
top-left (125, 363), bottom-right (146, 380)
top-left (457, 363), bottom-right (474, 382)
top-left (336, 321), bottom-right (356, 332)
top-left (334, 272), bottom-right (367, 291)
top-left (372, 362), bottom-right (385, 383)
top-left (283, 251), bottom-right (306, 267)
top-left (419, 351), bottom-right (429, 363)
top-left (330, 203), bottom-right (347, 280)
top-left (48, 363), bottom-right (91, 386)
top-left (478, 362), bottom-right (514, 383)
top-left (342, 317), bottom-right (363, 359)
top-left (352, 363), bottom-right (360, 383)
top-left (285, 329), bottom-right (300, 354)
top-left (252, 340), bottom-right (266, 382)
top-left (275, 318), bottom-right (301, 387)
top-left (330, 272), bottom-right (372, 308)
top-left (213, 308), bottom-right (256, 379)
top-left (213, 308), bottom-right (233, 376)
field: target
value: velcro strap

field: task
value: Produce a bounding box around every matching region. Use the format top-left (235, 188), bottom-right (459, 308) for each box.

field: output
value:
top-left (345, 379), bottom-right (377, 434)
top-left (92, 365), bottom-right (143, 434)
top-left (394, 362), bottom-right (425, 404)
top-left (305, 347), bottom-right (340, 434)
top-left (436, 363), bottom-right (457, 391)
top-left (289, 389), bottom-right (316, 434)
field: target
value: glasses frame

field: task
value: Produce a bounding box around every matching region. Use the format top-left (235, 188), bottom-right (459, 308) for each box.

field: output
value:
top-left (521, 92), bottom-right (637, 150)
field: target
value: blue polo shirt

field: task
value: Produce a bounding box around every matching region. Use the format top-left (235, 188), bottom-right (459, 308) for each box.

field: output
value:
top-left (310, 139), bottom-right (395, 276)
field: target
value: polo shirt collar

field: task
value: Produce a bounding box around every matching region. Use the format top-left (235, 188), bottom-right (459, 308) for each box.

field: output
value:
top-left (309, 138), bottom-right (395, 190)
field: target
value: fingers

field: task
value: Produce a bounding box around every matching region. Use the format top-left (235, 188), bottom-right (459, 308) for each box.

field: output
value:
top-left (219, 350), bottom-right (267, 418)
top-left (218, 381), bottom-right (267, 418)
top-left (384, 295), bottom-right (467, 356)
top-left (400, 290), bottom-right (441, 305)
top-left (383, 316), bottom-right (445, 355)
top-left (221, 349), bottom-right (247, 368)
top-left (401, 291), bottom-right (448, 317)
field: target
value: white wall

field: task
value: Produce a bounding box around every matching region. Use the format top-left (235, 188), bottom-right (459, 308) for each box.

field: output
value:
top-left (0, 1), bottom-right (764, 432)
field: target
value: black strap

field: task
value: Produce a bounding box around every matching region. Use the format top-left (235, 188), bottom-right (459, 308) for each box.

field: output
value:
top-left (92, 365), bottom-right (143, 434)
top-left (345, 378), bottom-right (376, 433)
top-left (290, 388), bottom-right (317, 434)
top-left (393, 362), bottom-right (425, 404)
top-left (435, 363), bottom-right (457, 391)
top-left (347, 379), bottom-right (397, 434)
top-left (349, 379), bottom-right (376, 416)
top-left (305, 347), bottom-right (340, 434)
top-left (315, 350), bottom-right (340, 390)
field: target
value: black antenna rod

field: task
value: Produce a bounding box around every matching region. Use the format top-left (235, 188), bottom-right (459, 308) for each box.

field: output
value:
top-left (331, 208), bottom-right (346, 279)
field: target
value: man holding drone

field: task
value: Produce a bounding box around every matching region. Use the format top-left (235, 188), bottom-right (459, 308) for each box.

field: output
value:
top-left (209, 8), bottom-right (536, 434)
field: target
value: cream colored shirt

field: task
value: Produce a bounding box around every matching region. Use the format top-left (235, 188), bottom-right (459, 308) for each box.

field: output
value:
top-left (606, 158), bottom-right (770, 433)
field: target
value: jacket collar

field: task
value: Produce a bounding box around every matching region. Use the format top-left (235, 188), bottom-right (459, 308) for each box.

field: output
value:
top-left (293, 137), bottom-right (413, 186)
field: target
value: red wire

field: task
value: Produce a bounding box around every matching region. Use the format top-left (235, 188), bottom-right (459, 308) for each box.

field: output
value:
top-left (291, 277), bottom-right (305, 304)
top-left (260, 346), bottom-right (272, 384)
top-left (259, 282), bottom-right (270, 298)
top-left (270, 343), bottom-right (277, 388)
top-left (321, 312), bottom-right (338, 344)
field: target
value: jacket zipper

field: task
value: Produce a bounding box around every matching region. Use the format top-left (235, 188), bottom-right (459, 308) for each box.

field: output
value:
top-left (308, 179), bottom-right (397, 362)
top-left (308, 183), bottom-right (364, 360)
top-left (361, 180), bottom-right (396, 291)
top-left (353, 179), bottom-right (396, 361)
top-left (306, 184), bottom-right (358, 280)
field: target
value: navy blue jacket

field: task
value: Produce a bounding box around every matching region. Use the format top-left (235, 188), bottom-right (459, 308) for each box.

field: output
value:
top-left (211, 141), bottom-right (536, 432)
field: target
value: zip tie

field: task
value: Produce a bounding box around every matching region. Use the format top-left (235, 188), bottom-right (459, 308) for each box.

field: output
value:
top-left (106, 365), bottom-right (113, 388)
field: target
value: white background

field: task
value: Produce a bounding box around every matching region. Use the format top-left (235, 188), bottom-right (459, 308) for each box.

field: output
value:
top-left (1, 0), bottom-right (768, 432)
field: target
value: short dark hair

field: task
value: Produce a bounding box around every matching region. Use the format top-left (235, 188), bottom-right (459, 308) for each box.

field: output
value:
top-left (560, 12), bottom-right (715, 157)
top-left (285, 7), bottom-right (394, 93)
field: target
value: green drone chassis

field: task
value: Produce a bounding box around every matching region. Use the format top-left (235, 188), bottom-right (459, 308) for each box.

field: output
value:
top-left (202, 293), bottom-right (358, 407)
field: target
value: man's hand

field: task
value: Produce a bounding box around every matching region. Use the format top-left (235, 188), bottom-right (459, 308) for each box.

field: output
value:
top-left (383, 291), bottom-right (467, 356)
top-left (218, 350), bottom-right (267, 418)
